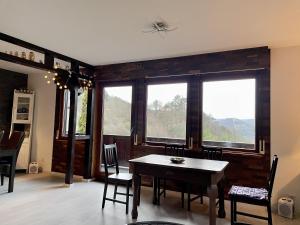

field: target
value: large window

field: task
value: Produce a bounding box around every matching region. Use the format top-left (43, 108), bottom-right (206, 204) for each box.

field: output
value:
top-left (63, 89), bottom-right (88, 135)
top-left (103, 86), bottom-right (132, 136)
top-left (202, 79), bottom-right (256, 149)
top-left (146, 83), bottom-right (187, 142)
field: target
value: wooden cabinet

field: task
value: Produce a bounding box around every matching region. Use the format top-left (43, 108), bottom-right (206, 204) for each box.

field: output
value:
top-left (11, 90), bottom-right (35, 171)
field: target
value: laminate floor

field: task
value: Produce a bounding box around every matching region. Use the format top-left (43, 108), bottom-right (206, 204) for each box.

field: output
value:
top-left (0, 173), bottom-right (298, 225)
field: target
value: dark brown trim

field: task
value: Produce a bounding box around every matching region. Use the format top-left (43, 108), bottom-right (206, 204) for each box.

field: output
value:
top-left (0, 32), bottom-right (93, 69)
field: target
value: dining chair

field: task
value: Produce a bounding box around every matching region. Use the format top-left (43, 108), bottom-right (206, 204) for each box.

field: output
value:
top-left (156, 144), bottom-right (185, 207)
top-left (101, 143), bottom-right (133, 214)
top-left (186, 146), bottom-right (223, 211)
top-left (0, 131), bottom-right (25, 187)
top-left (229, 155), bottom-right (278, 225)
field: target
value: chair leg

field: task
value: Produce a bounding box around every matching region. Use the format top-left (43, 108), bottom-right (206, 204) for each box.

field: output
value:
top-left (163, 179), bottom-right (166, 197)
top-left (113, 183), bottom-right (118, 201)
top-left (102, 182), bottom-right (108, 209)
top-left (233, 199), bottom-right (237, 222)
top-left (126, 183), bottom-right (130, 214)
top-left (181, 190), bottom-right (185, 209)
top-left (230, 198), bottom-right (234, 224)
top-left (138, 180), bottom-right (141, 206)
top-left (200, 186), bottom-right (204, 204)
top-left (157, 178), bottom-right (161, 205)
top-left (1, 174), bottom-right (4, 186)
top-left (267, 202), bottom-right (273, 225)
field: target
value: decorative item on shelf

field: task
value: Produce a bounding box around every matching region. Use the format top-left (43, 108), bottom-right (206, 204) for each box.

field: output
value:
top-left (21, 51), bottom-right (26, 59)
top-left (54, 62), bottom-right (61, 69)
top-left (14, 51), bottom-right (19, 57)
top-left (16, 89), bottom-right (34, 94)
top-left (28, 51), bottom-right (35, 61)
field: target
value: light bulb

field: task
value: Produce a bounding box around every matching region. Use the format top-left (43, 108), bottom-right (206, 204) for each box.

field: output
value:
top-left (57, 82), bottom-right (60, 86)
top-left (44, 75), bottom-right (48, 79)
top-left (54, 72), bottom-right (58, 76)
top-left (48, 71), bottom-right (51, 74)
top-left (52, 77), bottom-right (56, 81)
top-left (59, 86), bottom-right (63, 89)
top-left (64, 85), bottom-right (67, 89)
top-left (47, 80), bottom-right (51, 84)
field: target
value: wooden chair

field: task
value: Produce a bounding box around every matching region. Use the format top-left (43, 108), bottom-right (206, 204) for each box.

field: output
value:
top-left (229, 155), bottom-right (278, 225)
top-left (156, 144), bottom-right (185, 207)
top-left (101, 143), bottom-right (133, 214)
top-left (0, 131), bottom-right (25, 186)
top-left (187, 146), bottom-right (223, 211)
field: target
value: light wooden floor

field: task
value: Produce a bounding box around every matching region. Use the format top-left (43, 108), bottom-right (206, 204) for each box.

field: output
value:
top-left (0, 173), bottom-right (298, 225)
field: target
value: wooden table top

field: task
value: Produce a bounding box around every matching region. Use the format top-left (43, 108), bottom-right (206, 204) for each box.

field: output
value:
top-left (129, 154), bottom-right (229, 173)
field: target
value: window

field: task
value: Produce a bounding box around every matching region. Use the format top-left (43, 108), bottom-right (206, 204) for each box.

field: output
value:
top-left (103, 86), bottom-right (132, 136)
top-left (146, 83), bottom-right (187, 142)
top-left (63, 89), bottom-right (88, 135)
top-left (202, 79), bottom-right (255, 149)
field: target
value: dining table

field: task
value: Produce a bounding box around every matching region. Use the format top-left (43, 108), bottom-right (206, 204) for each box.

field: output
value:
top-left (0, 149), bottom-right (17, 192)
top-left (129, 154), bottom-right (229, 225)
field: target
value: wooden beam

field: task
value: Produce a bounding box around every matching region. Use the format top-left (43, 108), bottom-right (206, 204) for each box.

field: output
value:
top-left (65, 87), bottom-right (78, 184)
top-left (0, 32), bottom-right (93, 69)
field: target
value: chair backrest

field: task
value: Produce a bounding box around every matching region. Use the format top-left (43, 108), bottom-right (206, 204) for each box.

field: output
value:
top-left (103, 143), bottom-right (119, 177)
top-left (201, 146), bottom-right (223, 160)
top-left (164, 144), bottom-right (185, 157)
top-left (267, 155), bottom-right (278, 198)
top-left (0, 130), bottom-right (4, 143)
top-left (0, 131), bottom-right (25, 156)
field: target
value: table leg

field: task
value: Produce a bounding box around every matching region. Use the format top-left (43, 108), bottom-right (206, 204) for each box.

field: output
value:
top-left (8, 157), bottom-right (16, 193)
top-left (218, 180), bottom-right (226, 218)
top-left (132, 173), bottom-right (140, 219)
top-left (152, 176), bottom-right (158, 204)
top-left (207, 184), bottom-right (218, 225)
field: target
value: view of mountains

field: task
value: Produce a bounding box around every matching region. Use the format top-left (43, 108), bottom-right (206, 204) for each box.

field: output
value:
top-left (102, 93), bottom-right (254, 144)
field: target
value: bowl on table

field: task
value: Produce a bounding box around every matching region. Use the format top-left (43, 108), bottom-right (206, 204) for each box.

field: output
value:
top-left (170, 157), bottom-right (185, 164)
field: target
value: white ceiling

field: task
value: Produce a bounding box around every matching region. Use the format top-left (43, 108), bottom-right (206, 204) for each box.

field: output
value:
top-left (1, 0), bottom-right (300, 66)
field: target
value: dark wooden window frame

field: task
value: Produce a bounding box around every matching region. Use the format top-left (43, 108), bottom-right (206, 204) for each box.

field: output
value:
top-left (101, 81), bottom-right (135, 137)
top-left (198, 70), bottom-right (263, 153)
top-left (139, 69), bottom-right (267, 153)
top-left (145, 78), bottom-right (189, 146)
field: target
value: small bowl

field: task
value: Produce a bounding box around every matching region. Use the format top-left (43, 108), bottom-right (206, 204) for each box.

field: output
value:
top-left (170, 157), bottom-right (185, 164)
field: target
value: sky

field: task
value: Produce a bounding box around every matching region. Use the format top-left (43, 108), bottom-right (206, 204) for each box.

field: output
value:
top-left (104, 79), bottom-right (255, 120)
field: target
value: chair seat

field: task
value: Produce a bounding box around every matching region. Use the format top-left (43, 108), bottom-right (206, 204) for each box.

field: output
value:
top-left (229, 185), bottom-right (268, 201)
top-left (108, 172), bottom-right (133, 182)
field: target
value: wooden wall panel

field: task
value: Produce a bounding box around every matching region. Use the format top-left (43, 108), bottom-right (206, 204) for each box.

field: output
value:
top-left (0, 68), bottom-right (27, 131)
top-left (51, 139), bottom-right (87, 176)
top-left (95, 47), bottom-right (269, 82)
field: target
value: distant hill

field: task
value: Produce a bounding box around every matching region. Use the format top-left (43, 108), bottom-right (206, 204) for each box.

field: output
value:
top-left (216, 118), bottom-right (255, 143)
top-left (102, 93), bottom-right (254, 144)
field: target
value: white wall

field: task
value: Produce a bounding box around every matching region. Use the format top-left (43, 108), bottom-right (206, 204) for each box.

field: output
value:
top-left (28, 73), bottom-right (56, 172)
top-left (271, 46), bottom-right (300, 215)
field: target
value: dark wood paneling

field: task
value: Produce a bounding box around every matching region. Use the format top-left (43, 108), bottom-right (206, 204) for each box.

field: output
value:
top-left (0, 68), bottom-right (27, 131)
top-left (95, 47), bottom-right (269, 81)
top-left (51, 139), bottom-right (86, 176)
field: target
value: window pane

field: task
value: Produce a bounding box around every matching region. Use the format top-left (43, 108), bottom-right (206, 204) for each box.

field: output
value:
top-left (63, 89), bottom-right (88, 135)
top-left (202, 79), bottom-right (255, 148)
top-left (147, 83), bottom-right (187, 141)
top-left (103, 86), bottom-right (132, 136)
top-left (76, 89), bottom-right (88, 134)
